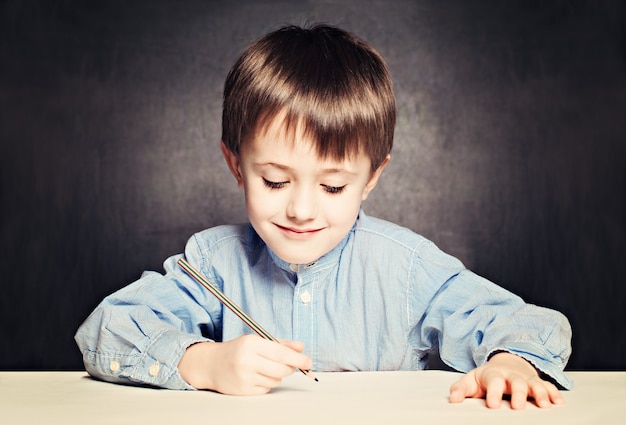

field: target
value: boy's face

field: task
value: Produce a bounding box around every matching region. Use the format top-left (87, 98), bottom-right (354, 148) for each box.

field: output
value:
top-left (222, 116), bottom-right (389, 265)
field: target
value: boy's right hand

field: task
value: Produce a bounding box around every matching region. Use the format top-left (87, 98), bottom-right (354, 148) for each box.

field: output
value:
top-left (177, 334), bottom-right (313, 395)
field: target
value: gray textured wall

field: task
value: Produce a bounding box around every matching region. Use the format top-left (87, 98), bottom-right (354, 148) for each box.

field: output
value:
top-left (1, 0), bottom-right (624, 370)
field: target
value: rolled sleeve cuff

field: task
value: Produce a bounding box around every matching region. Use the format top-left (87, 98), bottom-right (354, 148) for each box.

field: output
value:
top-left (84, 329), bottom-right (210, 390)
top-left (484, 342), bottom-right (573, 390)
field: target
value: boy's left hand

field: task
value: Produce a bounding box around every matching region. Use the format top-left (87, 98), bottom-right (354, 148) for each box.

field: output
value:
top-left (449, 352), bottom-right (564, 409)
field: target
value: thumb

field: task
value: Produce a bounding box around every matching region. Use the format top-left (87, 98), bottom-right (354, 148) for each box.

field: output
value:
top-left (449, 370), bottom-right (484, 403)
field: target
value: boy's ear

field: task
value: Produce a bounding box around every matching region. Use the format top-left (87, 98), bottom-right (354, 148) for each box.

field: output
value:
top-left (221, 141), bottom-right (244, 188)
top-left (361, 155), bottom-right (390, 201)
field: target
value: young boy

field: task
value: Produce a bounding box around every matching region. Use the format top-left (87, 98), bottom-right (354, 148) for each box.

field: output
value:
top-left (75, 24), bottom-right (572, 409)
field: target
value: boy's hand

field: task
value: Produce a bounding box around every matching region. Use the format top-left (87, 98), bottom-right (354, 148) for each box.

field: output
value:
top-left (449, 352), bottom-right (564, 409)
top-left (178, 334), bottom-right (312, 395)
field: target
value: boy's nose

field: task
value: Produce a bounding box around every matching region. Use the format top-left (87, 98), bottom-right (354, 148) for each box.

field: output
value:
top-left (286, 186), bottom-right (317, 222)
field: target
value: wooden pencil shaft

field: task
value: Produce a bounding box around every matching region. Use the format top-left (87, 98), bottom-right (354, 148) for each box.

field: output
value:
top-left (177, 258), bottom-right (274, 341)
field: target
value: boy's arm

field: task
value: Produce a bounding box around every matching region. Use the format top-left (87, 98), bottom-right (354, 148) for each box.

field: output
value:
top-left (419, 271), bottom-right (572, 389)
top-left (75, 231), bottom-right (227, 390)
top-left (75, 230), bottom-right (311, 393)
top-left (74, 269), bottom-right (214, 389)
top-left (411, 241), bottom-right (572, 404)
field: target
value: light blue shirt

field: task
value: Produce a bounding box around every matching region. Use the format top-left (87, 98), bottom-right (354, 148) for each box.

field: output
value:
top-left (75, 211), bottom-right (572, 390)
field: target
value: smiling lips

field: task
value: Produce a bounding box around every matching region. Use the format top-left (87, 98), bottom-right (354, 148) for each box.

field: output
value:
top-left (276, 224), bottom-right (324, 239)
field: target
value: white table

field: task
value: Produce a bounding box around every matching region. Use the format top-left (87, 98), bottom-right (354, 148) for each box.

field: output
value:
top-left (1, 371), bottom-right (624, 424)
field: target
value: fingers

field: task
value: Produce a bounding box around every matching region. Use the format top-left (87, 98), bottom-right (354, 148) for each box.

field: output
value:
top-left (484, 372), bottom-right (558, 410)
top-left (484, 373), bottom-right (507, 409)
top-left (503, 375), bottom-right (564, 409)
top-left (506, 375), bottom-right (529, 409)
top-left (527, 379), bottom-right (550, 408)
top-left (231, 335), bottom-right (311, 393)
top-left (278, 338), bottom-right (305, 353)
top-left (528, 377), bottom-right (563, 408)
top-left (260, 338), bottom-right (312, 372)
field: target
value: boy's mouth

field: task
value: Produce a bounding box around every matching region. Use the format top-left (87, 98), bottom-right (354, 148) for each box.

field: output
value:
top-left (275, 224), bottom-right (324, 239)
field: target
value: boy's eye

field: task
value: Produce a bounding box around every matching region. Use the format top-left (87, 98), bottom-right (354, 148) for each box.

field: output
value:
top-left (263, 178), bottom-right (345, 194)
top-left (322, 184), bottom-right (346, 194)
top-left (263, 178), bottom-right (287, 189)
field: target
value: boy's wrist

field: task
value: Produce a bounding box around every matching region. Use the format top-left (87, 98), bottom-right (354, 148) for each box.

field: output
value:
top-left (178, 341), bottom-right (218, 390)
top-left (487, 351), bottom-right (540, 377)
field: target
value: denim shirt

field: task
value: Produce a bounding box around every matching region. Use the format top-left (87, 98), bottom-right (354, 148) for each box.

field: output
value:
top-left (75, 211), bottom-right (572, 390)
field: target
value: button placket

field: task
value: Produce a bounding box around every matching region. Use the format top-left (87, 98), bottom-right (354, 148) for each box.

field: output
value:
top-left (291, 267), bottom-right (319, 368)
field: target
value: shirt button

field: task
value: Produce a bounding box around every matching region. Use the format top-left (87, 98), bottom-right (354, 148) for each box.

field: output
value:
top-left (300, 291), bottom-right (311, 304)
top-left (289, 264), bottom-right (299, 272)
top-left (149, 362), bottom-right (160, 377)
top-left (109, 361), bottom-right (120, 372)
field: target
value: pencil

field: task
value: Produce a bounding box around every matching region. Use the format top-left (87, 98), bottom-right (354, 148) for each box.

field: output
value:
top-left (177, 257), bottom-right (318, 382)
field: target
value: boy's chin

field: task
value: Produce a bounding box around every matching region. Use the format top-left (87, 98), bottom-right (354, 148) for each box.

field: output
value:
top-left (276, 252), bottom-right (321, 266)
top-left (272, 246), bottom-right (328, 266)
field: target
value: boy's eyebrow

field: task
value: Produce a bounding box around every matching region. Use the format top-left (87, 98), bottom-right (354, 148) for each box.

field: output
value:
top-left (254, 161), bottom-right (359, 175)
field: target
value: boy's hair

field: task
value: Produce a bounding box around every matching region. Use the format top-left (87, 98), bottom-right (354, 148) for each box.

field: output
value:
top-left (221, 24), bottom-right (396, 171)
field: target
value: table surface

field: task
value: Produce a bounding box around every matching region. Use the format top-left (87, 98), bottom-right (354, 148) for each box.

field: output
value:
top-left (1, 371), bottom-right (624, 424)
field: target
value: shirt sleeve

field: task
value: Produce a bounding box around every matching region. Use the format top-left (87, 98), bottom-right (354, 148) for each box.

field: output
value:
top-left (74, 236), bottom-right (220, 390)
top-left (411, 241), bottom-right (573, 390)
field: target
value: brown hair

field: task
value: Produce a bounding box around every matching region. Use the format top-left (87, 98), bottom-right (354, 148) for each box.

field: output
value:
top-left (221, 24), bottom-right (395, 171)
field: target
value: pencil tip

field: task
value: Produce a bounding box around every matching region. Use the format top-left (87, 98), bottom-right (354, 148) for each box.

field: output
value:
top-left (314, 377), bottom-right (319, 382)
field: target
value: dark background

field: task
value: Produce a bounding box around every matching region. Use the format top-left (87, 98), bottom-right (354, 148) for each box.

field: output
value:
top-left (1, 0), bottom-right (624, 371)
